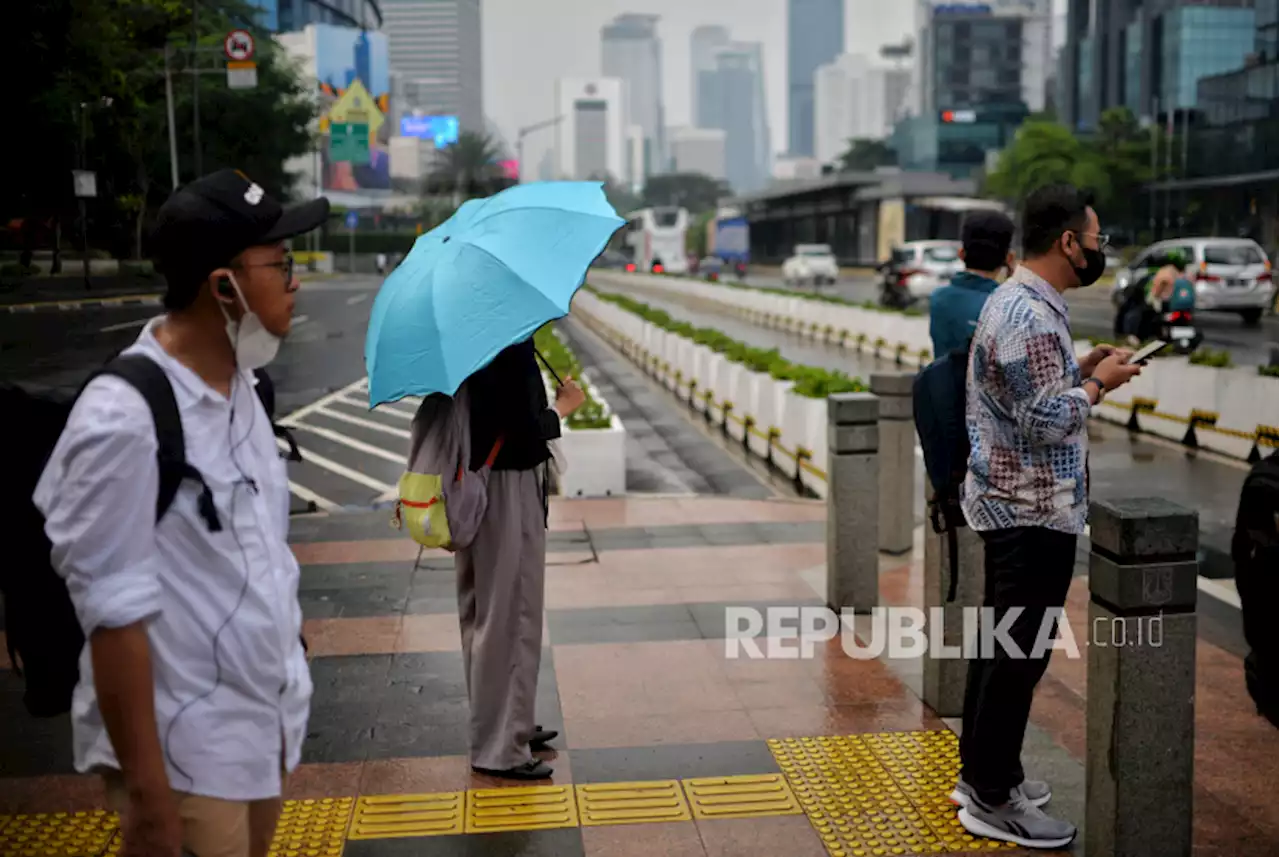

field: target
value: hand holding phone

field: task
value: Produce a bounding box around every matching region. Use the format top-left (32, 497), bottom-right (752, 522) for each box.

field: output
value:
top-left (1126, 340), bottom-right (1168, 364)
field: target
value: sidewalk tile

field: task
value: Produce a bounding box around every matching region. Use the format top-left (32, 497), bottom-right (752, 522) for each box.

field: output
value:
top-left (569, 741), bottom-right (778, 785)
top-left (581, 820), bottom-right (706, 856)
top-left (343, 828), bottom-right (585, 857)
top-left (564, 710), bottom-right (759, 750)
top-left (747, 700), bottom-right (945, 739)
top-left (302, 617), bottom-right (403, 657)
top-left (695, 815), bottom-right (827, 857)
top-left (0, 773), bottom-right (105, 814)
top-left (285, 762), bottom-right (364, 799)
top-left (396, 614), bottom-right (463, 653)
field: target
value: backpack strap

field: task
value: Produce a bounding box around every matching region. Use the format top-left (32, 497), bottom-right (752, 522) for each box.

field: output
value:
top-left (95, 355), bottom-right (221, 532)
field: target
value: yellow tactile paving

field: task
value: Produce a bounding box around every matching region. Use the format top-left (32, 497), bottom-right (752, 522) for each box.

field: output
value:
top-left (464, 785), bottom-right (579, 833)
top-left (769, 732), bottom-right (1017, 856)
top-left (348, 792), bottom-right (463, 840)
top-left (0, 810), bottom-right (120, 857)
top-left (682, 773), bottom-right (803, 820)
top-left (576, 780), bottom-right (692, 826)
top-left (265, 797), bottom-right (353, 855)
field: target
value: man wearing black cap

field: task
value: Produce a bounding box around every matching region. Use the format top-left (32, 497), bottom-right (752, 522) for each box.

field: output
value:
top-left (33, 169), bottom-right (329, 857)
top-left (928, 210), bottom-right (1017, 358)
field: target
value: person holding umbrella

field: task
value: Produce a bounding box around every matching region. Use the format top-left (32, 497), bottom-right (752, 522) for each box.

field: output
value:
top-left (457, 339), bottom-right (584, 778)
top-left (365, 181), bottom-right (623, 779)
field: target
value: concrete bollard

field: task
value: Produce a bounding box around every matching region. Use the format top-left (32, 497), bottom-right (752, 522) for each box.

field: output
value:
top-left (1086, 498), bottom-right (1199, 857)
top-left (870, 372), bottom-right (916, 555)
top-left (921, 484), bottom-right (985, 717)
top-left (826, 392), bottom-right (880, 613)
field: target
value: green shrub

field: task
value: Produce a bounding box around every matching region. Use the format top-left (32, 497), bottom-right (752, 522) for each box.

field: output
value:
top-left (1259, 364), bottom-right (1279, 377)
top-left (1189, 348), bottom-right (1233, 369)
top-left (0, 262), bottom-right (40, 278)
top-left (586, 285), bottom-right (865, 399)
top-left (532, 322), bottom-right (612, 430)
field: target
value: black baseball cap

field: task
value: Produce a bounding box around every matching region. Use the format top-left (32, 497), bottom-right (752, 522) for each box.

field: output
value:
top-left (152, 168), bottom-right (330, 308)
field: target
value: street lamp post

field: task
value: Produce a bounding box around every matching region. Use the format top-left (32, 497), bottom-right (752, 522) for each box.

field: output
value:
top-left (515, 115), bottom-right (564, 183)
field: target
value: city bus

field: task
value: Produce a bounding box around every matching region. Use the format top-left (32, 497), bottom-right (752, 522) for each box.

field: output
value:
top-left (617, 207), bottom-right (690, 274)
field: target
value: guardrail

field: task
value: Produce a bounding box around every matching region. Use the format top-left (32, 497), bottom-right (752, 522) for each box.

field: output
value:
top-left (592, 270), bottom-right (1280, 463)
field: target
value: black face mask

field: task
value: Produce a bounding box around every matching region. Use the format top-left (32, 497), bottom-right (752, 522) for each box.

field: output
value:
top-left (1071, 242), bottom-right (1107, 287)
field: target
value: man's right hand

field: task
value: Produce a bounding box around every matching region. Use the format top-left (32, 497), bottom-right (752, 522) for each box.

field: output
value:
top-left (1092, 353), bottom-right (1143, 391)
top-left (119, 789), bottom-right (182, 857)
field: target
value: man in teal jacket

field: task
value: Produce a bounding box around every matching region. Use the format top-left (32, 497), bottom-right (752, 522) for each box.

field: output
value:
top-left (929, 211), bottom-right (1017, 357)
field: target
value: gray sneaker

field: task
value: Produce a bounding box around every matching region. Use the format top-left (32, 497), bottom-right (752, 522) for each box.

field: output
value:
top-left (957, 790), bottom-right (1076, 849)
top-left (949, 777), bottom-right (1051, 809)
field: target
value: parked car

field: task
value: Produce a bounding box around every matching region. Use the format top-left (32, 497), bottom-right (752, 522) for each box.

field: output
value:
top-left (878, 240), bottom-right (963, 308)
top-left (782, 244), bottom-right (839, 287)
top-left (1111, 237), bottom-right (1275, 325)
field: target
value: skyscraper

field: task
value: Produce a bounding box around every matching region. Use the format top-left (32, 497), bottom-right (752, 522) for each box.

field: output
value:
top-left (787, 0), bottom-right (844, 156)
top-left (690, 25), bottom-right (731, 127)
top-left (381, 0), bottom-right (482, 133)
top-left (702, 41), bottom-right (771, 192)
top-left (814, 55), bottom-right (912, 163)
top-left (602, 14), bottom-right (665, 179)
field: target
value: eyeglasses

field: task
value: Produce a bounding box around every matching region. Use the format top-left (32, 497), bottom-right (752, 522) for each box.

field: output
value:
top-left (240, 253), bottom-right (296, 282)
top-left (1076, 232), bottom-right (1111, 250)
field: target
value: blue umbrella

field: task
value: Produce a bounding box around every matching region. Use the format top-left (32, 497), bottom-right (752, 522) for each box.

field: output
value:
top-left (364, 181), bottom-right (625, 406)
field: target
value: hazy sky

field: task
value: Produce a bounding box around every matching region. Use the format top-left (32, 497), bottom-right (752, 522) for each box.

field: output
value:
top-left (481, 0), bottom-right (917, 172)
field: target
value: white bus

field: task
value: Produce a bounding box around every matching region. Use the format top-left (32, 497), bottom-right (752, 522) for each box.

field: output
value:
top-left (619, 207), bottom-right (690, 274)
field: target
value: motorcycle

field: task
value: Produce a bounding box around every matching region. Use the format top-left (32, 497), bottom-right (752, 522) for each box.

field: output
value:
top-left (734, 262), bottom-right (747, 281)
top-left (1160, 308), bottom-right (1203, 355)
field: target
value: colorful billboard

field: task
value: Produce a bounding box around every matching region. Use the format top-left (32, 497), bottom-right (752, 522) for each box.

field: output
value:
top-left (400, 115), bottom-right (459, 148)
top-left (313, 25), bottom-right (391, 192)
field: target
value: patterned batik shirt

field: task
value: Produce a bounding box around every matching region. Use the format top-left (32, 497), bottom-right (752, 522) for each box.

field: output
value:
top-left (961, 266), bottom-right (1092, 535)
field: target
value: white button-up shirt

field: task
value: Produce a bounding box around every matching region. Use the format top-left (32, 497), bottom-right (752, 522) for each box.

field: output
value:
top-left (33, 319), bottom-right (312, 801)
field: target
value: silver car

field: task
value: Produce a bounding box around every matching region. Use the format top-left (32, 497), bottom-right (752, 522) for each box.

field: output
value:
top-left (1111, 238), bottom-right (1275, 325)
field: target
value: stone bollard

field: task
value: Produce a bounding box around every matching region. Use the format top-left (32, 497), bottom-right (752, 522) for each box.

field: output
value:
top-left (1086, 498), bottom-right (1199, 857)
top-left (921, 484), bottom-right (985, 717)
top-left (826, 393), bottom-right (880, 613)
top-left (870, 372), bottom-right (916, 555)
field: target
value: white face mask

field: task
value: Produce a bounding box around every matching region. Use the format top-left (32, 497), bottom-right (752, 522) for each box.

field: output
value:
top-left (217, 272), bottom-right (281, 370)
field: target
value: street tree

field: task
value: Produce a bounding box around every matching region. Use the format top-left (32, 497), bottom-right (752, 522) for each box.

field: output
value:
top-left (641, 172), bottom-right (729, 214)
top-left (983, 120), bottom-right (1109, 205)
top-left (837, 138), bottom-right (896, 172)
top-left (424, 131), bottom-right (510, 201)
top-left (10, 0), bottom-right (316, 261)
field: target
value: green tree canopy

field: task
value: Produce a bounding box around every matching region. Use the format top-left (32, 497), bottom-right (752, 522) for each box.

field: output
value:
top-left (837, 138), bottom-right (897, 172)
top-left (11, 0), bottom-right (316, 260)
top-left (641, 172), bottom-right (729, 214)
top-left (984, 107), bottom-right (1156, 235)
top-left (424, 131), bottom-right (513, 199)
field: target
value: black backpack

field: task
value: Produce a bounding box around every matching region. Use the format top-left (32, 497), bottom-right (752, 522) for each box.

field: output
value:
top-left (0, 355), bottom-right (287, 717)
top-left (1231, 450), bottom-right (1278, 726)
top-left (913, 345), bottom-right (971, 602)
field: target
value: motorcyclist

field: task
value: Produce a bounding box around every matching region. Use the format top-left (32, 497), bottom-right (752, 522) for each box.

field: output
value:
top-left (1117, 250), bottom-right (1193, 345)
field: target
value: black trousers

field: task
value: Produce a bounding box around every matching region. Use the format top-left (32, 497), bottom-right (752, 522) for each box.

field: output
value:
top-left (959, 526), bottom-right (1078, 805)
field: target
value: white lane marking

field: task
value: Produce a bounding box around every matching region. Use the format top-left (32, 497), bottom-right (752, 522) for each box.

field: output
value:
top-left (280, 438), bottom-right (395, 494)
top-left (336, 393), bottom-right (413, 419)
top-left (284, 421), bottom-right (405, 463)
top-left (346, 293), bottom-right (369, 305)
top-left (279, 377), bottom-right (368, 424)
top-left (1197, 576), bottom-right (1242, 609)
top-left (312, 405), bottom-right (412, 439)
top-left (291, 314), bottom-right (310, 326)
top-left (99, 318), bottom-right (150, 333)
top-left (286, 480), bottom-right (339, 512)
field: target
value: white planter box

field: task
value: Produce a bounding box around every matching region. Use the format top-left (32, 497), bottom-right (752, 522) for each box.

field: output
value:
top-left (557, 413), bottom-right (627, 498)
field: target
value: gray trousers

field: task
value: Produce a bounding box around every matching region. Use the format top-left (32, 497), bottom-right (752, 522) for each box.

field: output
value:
top-left (454, 468), bottom-right (547, 770)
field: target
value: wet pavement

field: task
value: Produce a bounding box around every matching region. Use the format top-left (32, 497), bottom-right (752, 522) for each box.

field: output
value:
top-left (591, 278), bottom-right (1256, 593)
top-left (3, 496), bottom-right (1275, 856)
top-left (2, 274), bottom-right (1274, 856)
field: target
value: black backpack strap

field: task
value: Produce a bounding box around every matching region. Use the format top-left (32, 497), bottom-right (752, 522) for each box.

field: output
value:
top-left (96, 355), bottom-right (221, 532)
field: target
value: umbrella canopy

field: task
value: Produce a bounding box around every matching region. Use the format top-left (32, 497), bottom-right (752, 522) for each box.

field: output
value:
top-left (364, 181), bottom-right (624, 407)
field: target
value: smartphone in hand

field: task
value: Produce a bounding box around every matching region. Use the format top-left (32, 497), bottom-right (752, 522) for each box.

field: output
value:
top-left (1126, 340), bottom-right (1169, 364)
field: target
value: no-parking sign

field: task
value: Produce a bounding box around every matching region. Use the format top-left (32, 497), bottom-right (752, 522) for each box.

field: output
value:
top-left (224, 29), bottom-right (256, 62)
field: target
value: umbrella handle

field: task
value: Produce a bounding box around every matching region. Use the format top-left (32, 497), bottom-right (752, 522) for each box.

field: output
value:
top-left (534, 347), bottom-right (563, 387)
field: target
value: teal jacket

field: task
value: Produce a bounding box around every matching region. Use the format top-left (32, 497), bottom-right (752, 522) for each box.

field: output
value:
top-left (929, 270), bottom-right (1000, 357)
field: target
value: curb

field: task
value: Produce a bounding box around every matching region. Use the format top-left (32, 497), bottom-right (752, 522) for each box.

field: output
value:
top-left (2, 294), bottom-right (163, 314)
